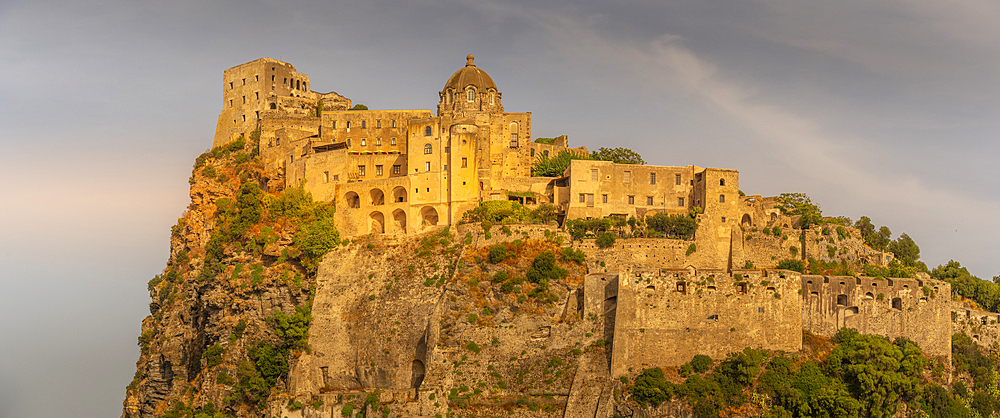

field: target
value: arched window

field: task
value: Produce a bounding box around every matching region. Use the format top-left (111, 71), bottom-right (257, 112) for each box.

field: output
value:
top-left (489, 91), bottom-right (495, 105)
top-left (448, 90), bottom-right (453, 103)
top-left (720, 178), bottom-right (726, 186)
top-left (424, 144), bottom-right (433, 154)
top-left (467, 88), bottom-right (475, 102)
top-left (269, 103), bottom-right (276, 109)
top-left (424, 126), bottom-right (432, 136)
top-left (719, 194), bottom-right (725, 203)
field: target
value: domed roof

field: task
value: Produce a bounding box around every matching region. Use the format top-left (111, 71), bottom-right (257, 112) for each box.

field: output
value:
top-left (443, 55), bottom-right (497, 91)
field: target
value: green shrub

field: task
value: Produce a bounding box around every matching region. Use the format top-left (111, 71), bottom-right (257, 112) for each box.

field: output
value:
top-left (630, 367), bottom-right (674, 408)
top-left (596, 232), bottom-right (616, 248)
top-left (487, 244), bottom-right (509, 264)
top-left (341, 403), bottom-right (355, 416)
top-left (272, 304), bottom-right (312, 350)
top-left (216, 371), bottom-right (234, 385)
top-left (691, 355), bottom-right (712, 373)
top-left (776, 259), bottom-right (805, 273)
top-left (526, 251), bottom-right (567, 285)
top-left (561, 247), bottom-right (586, 264)
top-left (492, 271), bottom-right (510, 283)
top-left (686, 243), bottom-right (697, 256)
top-left (465, 341), bottom-right (481, 354)
top-left (202, 343), bottom-right (226, 368)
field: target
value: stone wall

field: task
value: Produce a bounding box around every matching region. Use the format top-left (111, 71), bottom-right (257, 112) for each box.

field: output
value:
top-left (801, 274), bottom-right (952, 358)
top-left (952, 307), bottom-right (1000, 350)
top-left (606, 268), bottom-right (802, 375)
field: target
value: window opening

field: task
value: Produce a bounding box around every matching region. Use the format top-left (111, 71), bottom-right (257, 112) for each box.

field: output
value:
top-left (647, 196), bottom-right (653, 205)
top-left (425, 162), bottom-right (431, 171)
top-left (602, 194), bottom-right (608, 203)
top-left (362, 120), bottom-right (366, 129)
top-left (719, 194), bottom-right (725, 203)
top-left (376, 165), bottom-right (383, 176)
top-left (467, 88), bottom-right (475, 102)
top-left (678, 197), bottom-right (684, 207)
top-left (591, 169), bottom-right (598, 181)
top-left (675, 174), bottom-right (681, 185)
top-left (424, 144), bottom-right (433, 154)
top-left (377, 120), bottom-right (381, 128)
top-left (489, 91), bottom-right (495, 105)
top-left (579, 194), bottom-right (586, 203)
top-left (628, 195), bottom-right (635, 205)
top-left (323, 172), bottom-right (329, 183)
top-left (392, 165), bottom-right (401, 175)
top-left (424, 126), bottom-right (432, 136)
top-left (720, 178), bottom-right (726, 186)
top-left (461, 158), bottom-right (467, 168)
top-left (376, 138), bottom-right (381, 146)
top-left (358, 165), bottom-right (366, 176)
top-left (391, 138), bottom-right (396, 146)
top-left (624, 171), bottom-right (631, 182)
top-left (892, 298), bottom-right (902, 310)
top-left (650, 173), bottom-right (656, 184)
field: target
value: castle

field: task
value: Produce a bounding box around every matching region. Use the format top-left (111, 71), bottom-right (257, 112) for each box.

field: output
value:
top-left (213, 55), bottom-right (951, 371)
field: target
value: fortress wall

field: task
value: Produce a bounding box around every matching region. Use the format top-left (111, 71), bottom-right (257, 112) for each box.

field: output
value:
top-left (259, 116), bottom-right (321, 177)
top-left (564, 160), bottom-right (698, 222)
top-left (609, 268), bottom-right (801, 376)
top-left (731, 227), bottom-right (799, 269)
top-left (801, 275), bottom-right (952, 357)
top-left (952, 307), bottom-right (1000, 350)
top-left (574, 238), bottom-right (712, 271)
top-left (335, 176), bottom-right (412, 236)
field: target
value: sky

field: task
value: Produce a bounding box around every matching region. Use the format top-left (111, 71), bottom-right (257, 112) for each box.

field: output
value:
top-left (0, 0), bottom-right (997, 417)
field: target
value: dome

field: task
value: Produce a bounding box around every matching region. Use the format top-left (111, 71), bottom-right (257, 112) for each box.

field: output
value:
top-left (443, 55), bottom-right (497, 92)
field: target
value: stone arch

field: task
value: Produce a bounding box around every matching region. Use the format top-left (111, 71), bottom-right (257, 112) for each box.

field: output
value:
top-left (269, 103), bottom-right (276, 109)
top-left (370, 188), bottom-right (385, 206)
top-left (345, 192), bottom-right (360, 208)
top-left (393, 209), bottom-right (407, 234)
top-left (845, 306), bottom-right (859, 317)
top-left (864, 292), bottom-right (875, 300)
top-left (836, 294), bottom-right (848, 306)
top-left (424, 126), bottom-right (432, 136)
top-left (892, 297), bottom-right (902, 310)
top-left (370, 211), bottom-right (385, 234)
top-left (420, 206), bottom-right (439, 226)
top-left (741, 214), bottom-right (752, 227)
top-left (392, 186), bottom-right (407, 203)
top-left (411, 359), bottom-right (425, 388)
top-left (720, 178), bottom-right (726, 186)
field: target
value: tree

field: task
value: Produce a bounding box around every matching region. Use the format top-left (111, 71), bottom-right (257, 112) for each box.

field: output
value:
top-left (825, 328), bottom-right (925, 418)
top-left (349, 104), bottom-right (368, 110)
top-left (888, 233), bottom-right (922, 268)
top-left (532, 149), bottom-right (591, 177)
top-left (590, 147), bottom-right (645, 165)
top-left (775, 193), bottom-right (822, 229)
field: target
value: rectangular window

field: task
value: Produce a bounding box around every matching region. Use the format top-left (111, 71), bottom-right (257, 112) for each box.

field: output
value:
top-left (376, 138), bottom-right (381, 146)
top-left (510, 133), bottom-right (518, 148)
top-left (462, 157), bottom-right (467, 168)
top-left (332, 121), bottom-right (336, 129)
top-left (628, 195), bottom-right (635, 204)
top-left (602, 194), bottom-right (608, 203)
top-left (392, 165), bottom-right (401, 175)
top-left (391, 138), bottom-right (396, 146)
top-left (255, 92), bottom-right (259, 100)
top-left (586, 194), bottom-right (595, 207)
top-left (624, 171), bottom-right (631, 182)
top-left (675, 174), bottom-right (681, 185)
top-left (346, 138), bottom-right (351, 147)
top-left (361, 138), bottom-right (367, 146)
top-left (242, 78), bottom-right (245, 85)
top-left (333, 174), bottom-right (339, 181)
top-left (445, 146), bottom-right (450, 153)
top-left (376, 165), bottom-right (383, 176)
top-left (425, 162), bottom-right (431, 171)
top-left (346, 121), bottom-right (351, 129)
top-left (229, 82), bottom-right (233, 89)
top-left (650, 172), bottom-right (656, 184)
top-left (591, 169), bottom-right (598, 181)
top-left (323, 171), bottom-right (329, 183)
top-left (579, 194), bottom-right (586, 203)
top-left (242, 96), bottom-right (245, 104)
top-left (647, 196), bottom-right (653, 205)
top-left (377, 120), bottom-right (381, 128)
top-left (392, 120), bottom-right (397, 128)
top-left (275, 138), bottom-right (280, 146)
top-left (361, 120), bottom-right (366, 129)
top-left (358, 165), bottom-right (365, 176)
top-left (229, 99), bottom-right (233, 108)
top-left (678, 197), bottom-right (685, 207)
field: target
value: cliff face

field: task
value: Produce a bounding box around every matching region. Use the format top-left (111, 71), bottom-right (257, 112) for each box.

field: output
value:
top-left (123, 137), bottom-right (322, 418)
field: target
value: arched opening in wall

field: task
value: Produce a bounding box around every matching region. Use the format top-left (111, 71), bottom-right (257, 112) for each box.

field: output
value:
top-left (270, 103), bottom-right (276, 109)
top-left (856, 278), bottom-right (862, 285)
top-left (741, 214), bottom-right (752, 227)
top-left (370, 188), bottom-right (385, 206)
top-left (707, 285), bottom-right (717, 291)
top-left (411, 360), bottom-right (425, 389)
top-left (424, 126), bottom-right (432, 136)
top-left (645, 285), bottom-right (655, 292)
top-left (845, 306), bottom-right (859, 317)
top-left (370, 211), bottom-right (385, 234)
top-left (766, 286), bottom-right (776, 292)
top-left (509, 122), bottom-right (519, 148)
top-left (887, 279), bottom-right (894, 286)
top-left (806, 280), bottom-right (813, 285)
top-left (738, 283), bottom-right (748, 294)
top-left (891, 298), bottom-right (902, 310)
top-left (345, 192), bottom-right (360, 208)
top-left (810, 291), bottom-right (819, 296)
top-left (824, 277), bottom-right (830, 284)
top-left (420, 206), bottom-right (439, 226)
top-left (448, 90), bottom-right (453, 104)
top-left (720, 179), bottom-right (726, 186)
top-left (771, 213), bottom-right (778, 221)
top-left (393, 209), bottom-right (407, 234)
top-left (919, 297), bottom-right (928, 304)
top-left (836, 294), bottom-right (848, 306)
top-left (392, 186), bottom-right (407, 203)
top-left (864, 292), bottom-right (874, 300)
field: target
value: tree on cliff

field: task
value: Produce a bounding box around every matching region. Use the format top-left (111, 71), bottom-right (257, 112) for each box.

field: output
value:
top-left (532, 149), bottom-right (592, 177)
top-left (775, 193), bottom-right (822, 229)
top-left (591, 147), bottom-right (645, 165)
